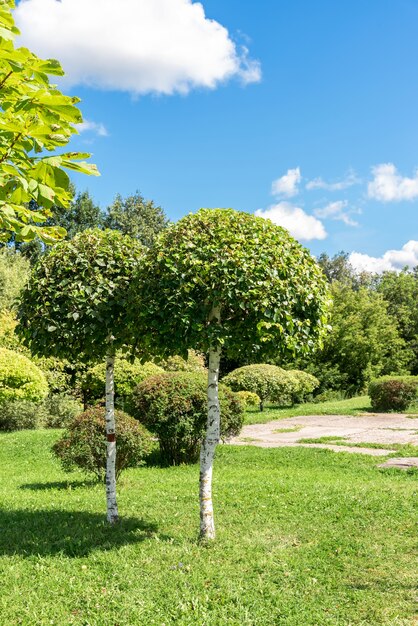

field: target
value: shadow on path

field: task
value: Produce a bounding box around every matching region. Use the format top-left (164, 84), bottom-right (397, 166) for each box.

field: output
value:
top-left (0, 508), bottom-right (163, 557)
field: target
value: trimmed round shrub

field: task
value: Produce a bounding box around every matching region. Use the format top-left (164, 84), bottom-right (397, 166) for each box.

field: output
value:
top-left (0, 348), bottom-right (48, 402)
top-left (288, 370), bottom-right (320, 403)
top-left (234, 390), bottom-right (261, 409)
top-left (131, 372), bottom-right (244, 465)
top-left (368, 376), bottom-right (418, 412)
top-left (222, 364), bottom-right (298, 411)
top-left (0, 400), bottom-right (43, 431)
top-left (81, 358), bottom-right (164, 412)
top-left (52, 407), bottom-right (153, 480)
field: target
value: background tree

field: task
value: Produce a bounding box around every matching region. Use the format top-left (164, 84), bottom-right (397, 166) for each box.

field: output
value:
top-left (130, 208), bottom-right (330, 540)
top-left (17, 229), bottom-right (143, 523)
top-left (104, 192), bottom-right (168, 247)
top-left (0, 1), bottom-right (98, 244)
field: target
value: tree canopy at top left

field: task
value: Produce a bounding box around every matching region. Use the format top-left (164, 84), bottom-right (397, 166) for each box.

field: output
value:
top-left (0, 0), bottom-right (98, 244)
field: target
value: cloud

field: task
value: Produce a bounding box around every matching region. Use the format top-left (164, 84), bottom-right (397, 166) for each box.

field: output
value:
top-left (368, 163), bottom-right (418, 202)
top-left (255, 202), bottom-right (327, 241)
top-left (314, 200), bottom-right (360, 226)
top-left (14, 0), bottom-right (261, 95)
top-left (77, 120), bottom-right (108, 137)
top-left (271, 168), bottom-right (301, 198)
top-left (306, 169), bottom-right (360, 191)
top-left (349, 240), bottom-right (418, 273)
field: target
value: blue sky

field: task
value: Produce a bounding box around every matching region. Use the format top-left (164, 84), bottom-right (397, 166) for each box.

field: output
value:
top-left (14, 0), bottom-right (418, 271)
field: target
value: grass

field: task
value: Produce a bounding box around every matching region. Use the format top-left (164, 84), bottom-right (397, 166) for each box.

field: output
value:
top-left (297, 436), bottom-right (418, 457)
top-left (244, 395), bottom-right (372, 425)
top-left (273, 425), bottom-right (303, 434)
top-left (0, 430), bottom-right (416, 625)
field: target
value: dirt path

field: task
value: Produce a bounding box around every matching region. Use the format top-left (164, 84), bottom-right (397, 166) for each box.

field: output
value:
top-left (229, 413), bottom-right (418, 456)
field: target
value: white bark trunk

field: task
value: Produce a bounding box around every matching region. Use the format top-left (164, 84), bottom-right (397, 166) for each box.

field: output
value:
top-left (199, 310), bottom-right (221, 540)
top-left (105, 353), bottom-right (118, 524)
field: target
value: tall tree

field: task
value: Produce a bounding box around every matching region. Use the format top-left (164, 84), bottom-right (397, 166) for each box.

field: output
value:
top-left (17, 229), bottom-right (143, 523)
top-left (105, 192), bottom-right (168, 246)
top-left (0, 1), bottom-right (98, 244)
top-left (130, 209), bottom-right (330, 540)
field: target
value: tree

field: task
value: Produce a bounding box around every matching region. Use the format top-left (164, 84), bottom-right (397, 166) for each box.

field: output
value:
top-left (376, 269), bottom-right (418, 374)
top-left (104, 192), bottom-right (168, 246)
top-left (0, 1), bottom-right (98, 244)
top-left (17, 229), bottom-right (144, 523)
top-left (45, 185), bottom-right (103, 240)
top-left (297, 282), bottom-right (411, 394)
top-left (130, 208), bottom-right (330, 540)
top-left (0, 247), bottom-right (29, 310)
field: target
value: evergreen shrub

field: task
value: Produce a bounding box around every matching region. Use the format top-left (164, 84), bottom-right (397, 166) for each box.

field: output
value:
top-left (368, 376), bottom-right (418, 412)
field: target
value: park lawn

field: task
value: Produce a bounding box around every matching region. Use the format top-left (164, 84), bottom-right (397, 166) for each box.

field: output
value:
top-left (0, 430), bottom-right (416, 626)
top-left (244, 395), bottom-right (373, 425)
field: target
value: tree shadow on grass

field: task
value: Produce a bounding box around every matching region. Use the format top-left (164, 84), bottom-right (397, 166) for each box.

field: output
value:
top-left (20, 479), bottom-right (98, 491)
top-left (0, 508), bottom-right (164, 557)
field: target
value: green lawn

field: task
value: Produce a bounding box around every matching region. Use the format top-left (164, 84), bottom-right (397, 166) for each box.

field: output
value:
top-left (0, 430), bottom-right (416, 625)
top-left (244, 395), bottom-right (373, 425)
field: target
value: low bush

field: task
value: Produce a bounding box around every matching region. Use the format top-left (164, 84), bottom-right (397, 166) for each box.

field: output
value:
top-left (0, 400), bottom-right (43, 431)
top-left (159, 350), bottom-right (206, 372)
top-left (80, 358), bottom-right (164, 412)
top-left (288, 370), bottom-right (320, 403)
top-left (234, 390), bottom-right (261, 409)
top-left (0, 348), bottom-right (48, 403)
top-left (368, 376), bottom-right (418, 412)
top-left (42, 394), bottom-right (83, 428)
top-left (131, 372), bottom-right (244, 465)
top-left (52, 407), bottom-right (153, 480)
top-left (222, 364), bottom-right (298, 411)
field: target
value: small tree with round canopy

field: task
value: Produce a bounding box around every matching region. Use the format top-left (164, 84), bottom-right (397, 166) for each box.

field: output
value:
top-left (17, 228), bottom-right (143, 523)
top-left (129, 208), bottom-right (330, 540)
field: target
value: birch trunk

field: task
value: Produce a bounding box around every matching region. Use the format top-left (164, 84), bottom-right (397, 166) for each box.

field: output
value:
top-left (199, 310), bottom-right (221, 540)
top-left (105, 352), bottom-right (119, 524)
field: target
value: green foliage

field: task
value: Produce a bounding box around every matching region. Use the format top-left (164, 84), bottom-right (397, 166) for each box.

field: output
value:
top-left (17, 229), bottom-right (144, 362)
top-left (234, 390), bottom-right (261, 409)
top-left (0, 399), bottom-right (42, 431)
top-left (223, 364), bottom-right (298, 410)
top-left (287, 369), bottom-right (320, 403)
top-left (46, 187), bottom-right (104, 241)
top-left (104, 192), bottom-right (168, 247)
top-left (0, 248), bottom-right (29, 310)
top-left (130, 209), bottom-right (330, 363)
top-left (42, 393), bottom-right (82, 428)
top-left (81, 358), bottom-right (164, 412)
top-left (35, 355), bottom-right (77, 395)
top-left (0, 2), bottom-right (98, 243)
top-left (52, 406), bottom-right (153, 480)
top-left (376, 269), bottom-right (418, 374)
top-left (0, 347), bottom-right (48, 402)
top-left (297, 282), bottom-right (411, 395)
top-left (131, 372), bottom-right (244, 465)
top-left (159, 349), bottom-right (206, 372)
top-left (368, 376), bottom-right (418, 412)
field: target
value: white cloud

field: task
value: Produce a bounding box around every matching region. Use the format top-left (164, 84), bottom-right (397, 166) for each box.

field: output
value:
top-left (255, 202), bottom-right (327, 241)
top-left (349, 240), bottom-right (418, 273)
top-left (271, 167), bottom-right (301, 198)
top-left (368, 163), bottom-right (418, 202)
top-left (77, 120), bottom-right (108, 137)
top-left (14, 0), bottom-right (261, 95)
top-left (314, 200), bottom-right (360, 226)
top-left (306, 169), bottom-right (360, 191)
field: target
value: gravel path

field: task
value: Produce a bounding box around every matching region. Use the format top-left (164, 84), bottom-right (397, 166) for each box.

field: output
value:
top-left (229, 413), bottom-right (418, 456)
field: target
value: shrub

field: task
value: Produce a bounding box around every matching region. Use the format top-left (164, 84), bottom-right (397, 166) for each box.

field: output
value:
top-left (159, 350), bottom-right (206, 372)
top-left (35, 356), bottom-right (77, 396)
top-left (288, 370), bottom-right (320, 403)
top-left (0, 348), bottom-right (48, 403)
top-left (368, 376), bottom-right (418, 412)
top-left (234, 390), bottom-right (261, 409)
top-left (80, 358), bottom-right (164, 412)
top-left (131, 372), bottom-right (244, 465)
top-left (52, 407), bottom-right (153, 480)
top-left (222, 364), bottom-right (298, 411)
top-left (0, 399), bottom-right (44, 431)
top-left (42, 394), bottom-right (83, 428)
